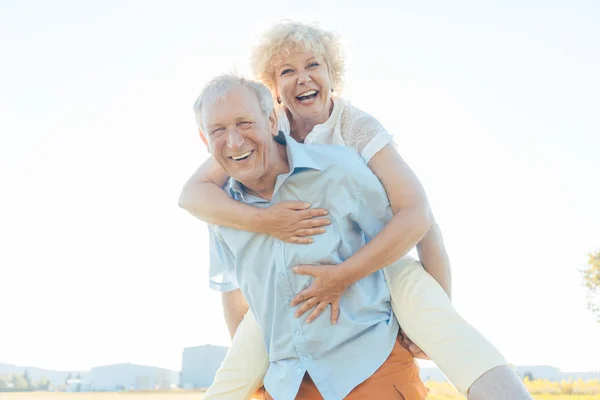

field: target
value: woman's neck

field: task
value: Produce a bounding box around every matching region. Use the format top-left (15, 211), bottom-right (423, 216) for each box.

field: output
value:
top-left (286, 99), bottom-right (334, 143)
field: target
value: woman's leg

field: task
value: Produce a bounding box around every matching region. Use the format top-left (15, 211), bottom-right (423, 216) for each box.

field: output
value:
top-left (384, 257), bottom-right (531, 399)
top-left (202, 310), bottom-right (269, 400)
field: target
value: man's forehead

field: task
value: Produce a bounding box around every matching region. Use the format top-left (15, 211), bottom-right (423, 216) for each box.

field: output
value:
top-left (203, 85), bottom-right (262, 123)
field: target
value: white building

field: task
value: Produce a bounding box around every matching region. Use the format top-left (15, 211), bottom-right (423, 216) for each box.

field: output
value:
top-left (66, 378), bottom-right (82, 392)
top-left (85, 363), bottom-right (178, 391)
top-left (180, 345), bottom-right (228, 388)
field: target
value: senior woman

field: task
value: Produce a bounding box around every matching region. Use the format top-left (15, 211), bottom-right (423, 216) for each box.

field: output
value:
top-left (180, 22), bottom-right (531, 400)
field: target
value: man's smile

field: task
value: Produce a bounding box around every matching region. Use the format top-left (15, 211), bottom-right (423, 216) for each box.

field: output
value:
top-left (229, 150), bottom-right (254, 161)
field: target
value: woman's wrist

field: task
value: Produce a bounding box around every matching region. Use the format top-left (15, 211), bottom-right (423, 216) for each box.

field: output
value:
top-left (336, 260), bottom-right (361, 288)
top-left (253, 207), bottom-right (271, 234)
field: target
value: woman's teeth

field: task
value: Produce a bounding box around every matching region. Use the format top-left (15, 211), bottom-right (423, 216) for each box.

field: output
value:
top-left (231, 150), bottom-right (252, 161)
top-left (296, 90), bottom-right (318, 101)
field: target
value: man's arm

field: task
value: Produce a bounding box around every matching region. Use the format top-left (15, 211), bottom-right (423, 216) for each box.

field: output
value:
top-left (221, 289), bottom-right (250, 339)
top-left (208, 226), bottom-right (248, 338)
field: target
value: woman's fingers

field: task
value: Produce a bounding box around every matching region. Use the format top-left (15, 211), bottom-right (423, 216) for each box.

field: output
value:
top-left (299, 208), bottom-right (329, 219)
top-left (278, 201), bottom-right (311, 210)
top-left (289, 236), bottom-right (315, 244)
top-left (330, 300), bottom-right (340, 324)
top-left (294, 297), bottom-right (318, 317)
top-left (306, 302), bottom-right (329, 323)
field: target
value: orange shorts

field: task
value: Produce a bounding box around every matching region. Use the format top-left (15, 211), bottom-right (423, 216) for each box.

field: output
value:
top-left (264, 338), bottom-right (428, 400)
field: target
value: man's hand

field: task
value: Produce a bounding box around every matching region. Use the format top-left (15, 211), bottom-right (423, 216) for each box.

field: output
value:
top-left (259, 201), bottom-right (330, 244)
top-left (290, 264), bottom-right (349, 324)
top-left (399, 329), bottom-right (430, 360)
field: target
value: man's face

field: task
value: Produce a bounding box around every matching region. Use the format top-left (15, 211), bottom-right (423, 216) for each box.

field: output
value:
top-left (202, 85), bottom-right (278, 185)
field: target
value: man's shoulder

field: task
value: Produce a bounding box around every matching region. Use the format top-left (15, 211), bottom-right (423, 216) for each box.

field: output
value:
top-left (299, 142), bottom-right (366, 170)
top-left (297, 143), bottom-right (380, 189)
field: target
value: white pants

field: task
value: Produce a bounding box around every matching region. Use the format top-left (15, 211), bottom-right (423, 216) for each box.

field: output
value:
top-left (203, 257), bottom-right (507, 399)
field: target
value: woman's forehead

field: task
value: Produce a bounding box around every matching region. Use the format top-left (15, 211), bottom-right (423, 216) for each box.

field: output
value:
top-left (271, 48), bottom-right (324, 68)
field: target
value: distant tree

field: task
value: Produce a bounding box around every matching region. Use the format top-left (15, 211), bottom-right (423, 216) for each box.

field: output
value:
top-left (23, 370), bottom-right (31, 388)
top-left (0, 378), bottom-right (7, 389)
top-left (12, 374), bottom-right (28, 389)
top-left (582, 249), bottom-right (600, 322)
top-left (36, 378), bottom-right (51, 390)
top-left (76, 374), bottom-right (81, 380)
top-left (65, 373), bottom-right (72, 386)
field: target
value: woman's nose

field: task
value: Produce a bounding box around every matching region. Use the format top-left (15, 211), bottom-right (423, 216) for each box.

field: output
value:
top-left (297, 71), bottom-right (311, 85)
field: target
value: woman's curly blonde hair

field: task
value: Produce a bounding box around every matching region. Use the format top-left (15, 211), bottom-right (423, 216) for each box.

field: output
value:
top-left (250, 21), bottom-right (345, 97)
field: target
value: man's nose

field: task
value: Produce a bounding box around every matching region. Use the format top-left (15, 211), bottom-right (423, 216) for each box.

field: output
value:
top-left (227, 129), bottom-right (244, 149)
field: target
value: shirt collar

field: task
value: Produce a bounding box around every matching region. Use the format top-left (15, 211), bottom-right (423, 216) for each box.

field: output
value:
top-left (226, 137), bottom-right (321, 202)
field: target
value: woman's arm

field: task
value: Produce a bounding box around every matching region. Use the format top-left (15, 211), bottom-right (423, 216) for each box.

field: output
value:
top-left (178, 157), bottom-right (330, 243)
top-left (337, 144), bottom-right (435, 281)
top-left (416, 224), bottom-right (452, 298)
top-left (291, 144), bottom-right (436, 318)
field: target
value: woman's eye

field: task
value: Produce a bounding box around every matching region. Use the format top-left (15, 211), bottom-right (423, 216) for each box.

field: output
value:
top-left (308, 62), bottom-right (319, 68)
top-left (280, 68), bottom-right (293, 76)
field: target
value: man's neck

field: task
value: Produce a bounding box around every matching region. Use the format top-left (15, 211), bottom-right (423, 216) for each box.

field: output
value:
top-left (242, 143), bottom-right (289, 201)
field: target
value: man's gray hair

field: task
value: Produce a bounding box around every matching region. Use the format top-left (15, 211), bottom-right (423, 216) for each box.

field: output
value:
top-left (193, 75), bottom-right (274, 132)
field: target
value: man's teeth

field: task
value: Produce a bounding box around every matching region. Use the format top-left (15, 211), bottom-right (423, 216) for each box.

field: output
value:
top-left (231, 151), bottom-right (252, 161)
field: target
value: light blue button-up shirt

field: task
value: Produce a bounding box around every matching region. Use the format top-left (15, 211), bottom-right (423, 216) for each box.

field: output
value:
top-left (208, 138), bottom-right (400, 400)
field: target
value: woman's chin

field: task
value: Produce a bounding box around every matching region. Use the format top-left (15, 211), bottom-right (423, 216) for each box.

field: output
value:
top-left (293, 102), bottom-right (328, 122)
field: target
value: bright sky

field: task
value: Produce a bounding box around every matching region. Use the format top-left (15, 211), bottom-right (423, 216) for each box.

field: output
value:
top-left (1, 1), bottom-right (599, 373)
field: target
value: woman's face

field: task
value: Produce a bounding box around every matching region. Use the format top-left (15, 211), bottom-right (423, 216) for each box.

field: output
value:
top-left (273, 50), bottom-right (333, 124)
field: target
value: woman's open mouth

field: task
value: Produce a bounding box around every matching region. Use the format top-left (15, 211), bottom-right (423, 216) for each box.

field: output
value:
top-left (296, 90), bottom-right (319, 103)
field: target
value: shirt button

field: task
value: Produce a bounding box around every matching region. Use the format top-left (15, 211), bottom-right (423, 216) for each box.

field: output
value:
top-left (303, 356), bottom-right (310, 361)
top-left (279, 273), bottom-right (285, 279)
top-left (294, 329), bottom-right (301, 335)
top-left (297, 369), bottom-right (303, 375)
top-left (276, 242), bottom-right (282, 248)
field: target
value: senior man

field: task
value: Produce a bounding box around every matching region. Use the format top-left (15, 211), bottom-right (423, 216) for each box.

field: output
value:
top-left (197, 75), bottom-right (427, 400)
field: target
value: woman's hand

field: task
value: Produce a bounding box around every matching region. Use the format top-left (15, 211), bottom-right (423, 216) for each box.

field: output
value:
top-left (259, 201), bottom-right (330, 244)
top-left (290, 264), bottom-right (350, 324)
top-left (399, 329), bottom-right (430, 360)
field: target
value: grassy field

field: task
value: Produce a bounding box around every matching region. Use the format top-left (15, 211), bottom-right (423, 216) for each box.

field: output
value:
top-left (1, 380), bottom-right (599, 399)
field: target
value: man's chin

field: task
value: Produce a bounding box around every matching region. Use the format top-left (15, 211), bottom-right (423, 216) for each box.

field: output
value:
top-left (227, 170), bottom-right (253, 184)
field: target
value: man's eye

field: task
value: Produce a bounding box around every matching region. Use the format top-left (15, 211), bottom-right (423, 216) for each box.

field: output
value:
top-left (238, 121), bottom-right (252, 128)
top-left (211, 128), bottom-right (224, 135)
top-left (280, 68), bottom-right (293, 76)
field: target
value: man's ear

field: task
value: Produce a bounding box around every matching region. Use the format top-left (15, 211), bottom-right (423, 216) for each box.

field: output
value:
top-left (269, 110), bottom-right (279, 137)
top-left (198, 129), bottom-right (210, 152)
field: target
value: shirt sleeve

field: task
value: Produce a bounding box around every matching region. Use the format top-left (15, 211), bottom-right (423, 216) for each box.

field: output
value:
top-left (208, 225), bottom-right (240, 292)
top-left (339, 104), bottom-right (394, 164)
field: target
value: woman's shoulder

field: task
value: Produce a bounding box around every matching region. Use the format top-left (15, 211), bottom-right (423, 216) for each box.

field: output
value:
top-left (338, 98), bottom-right (385, 131)
top-left (336, 98), bottom-right (392, 159)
